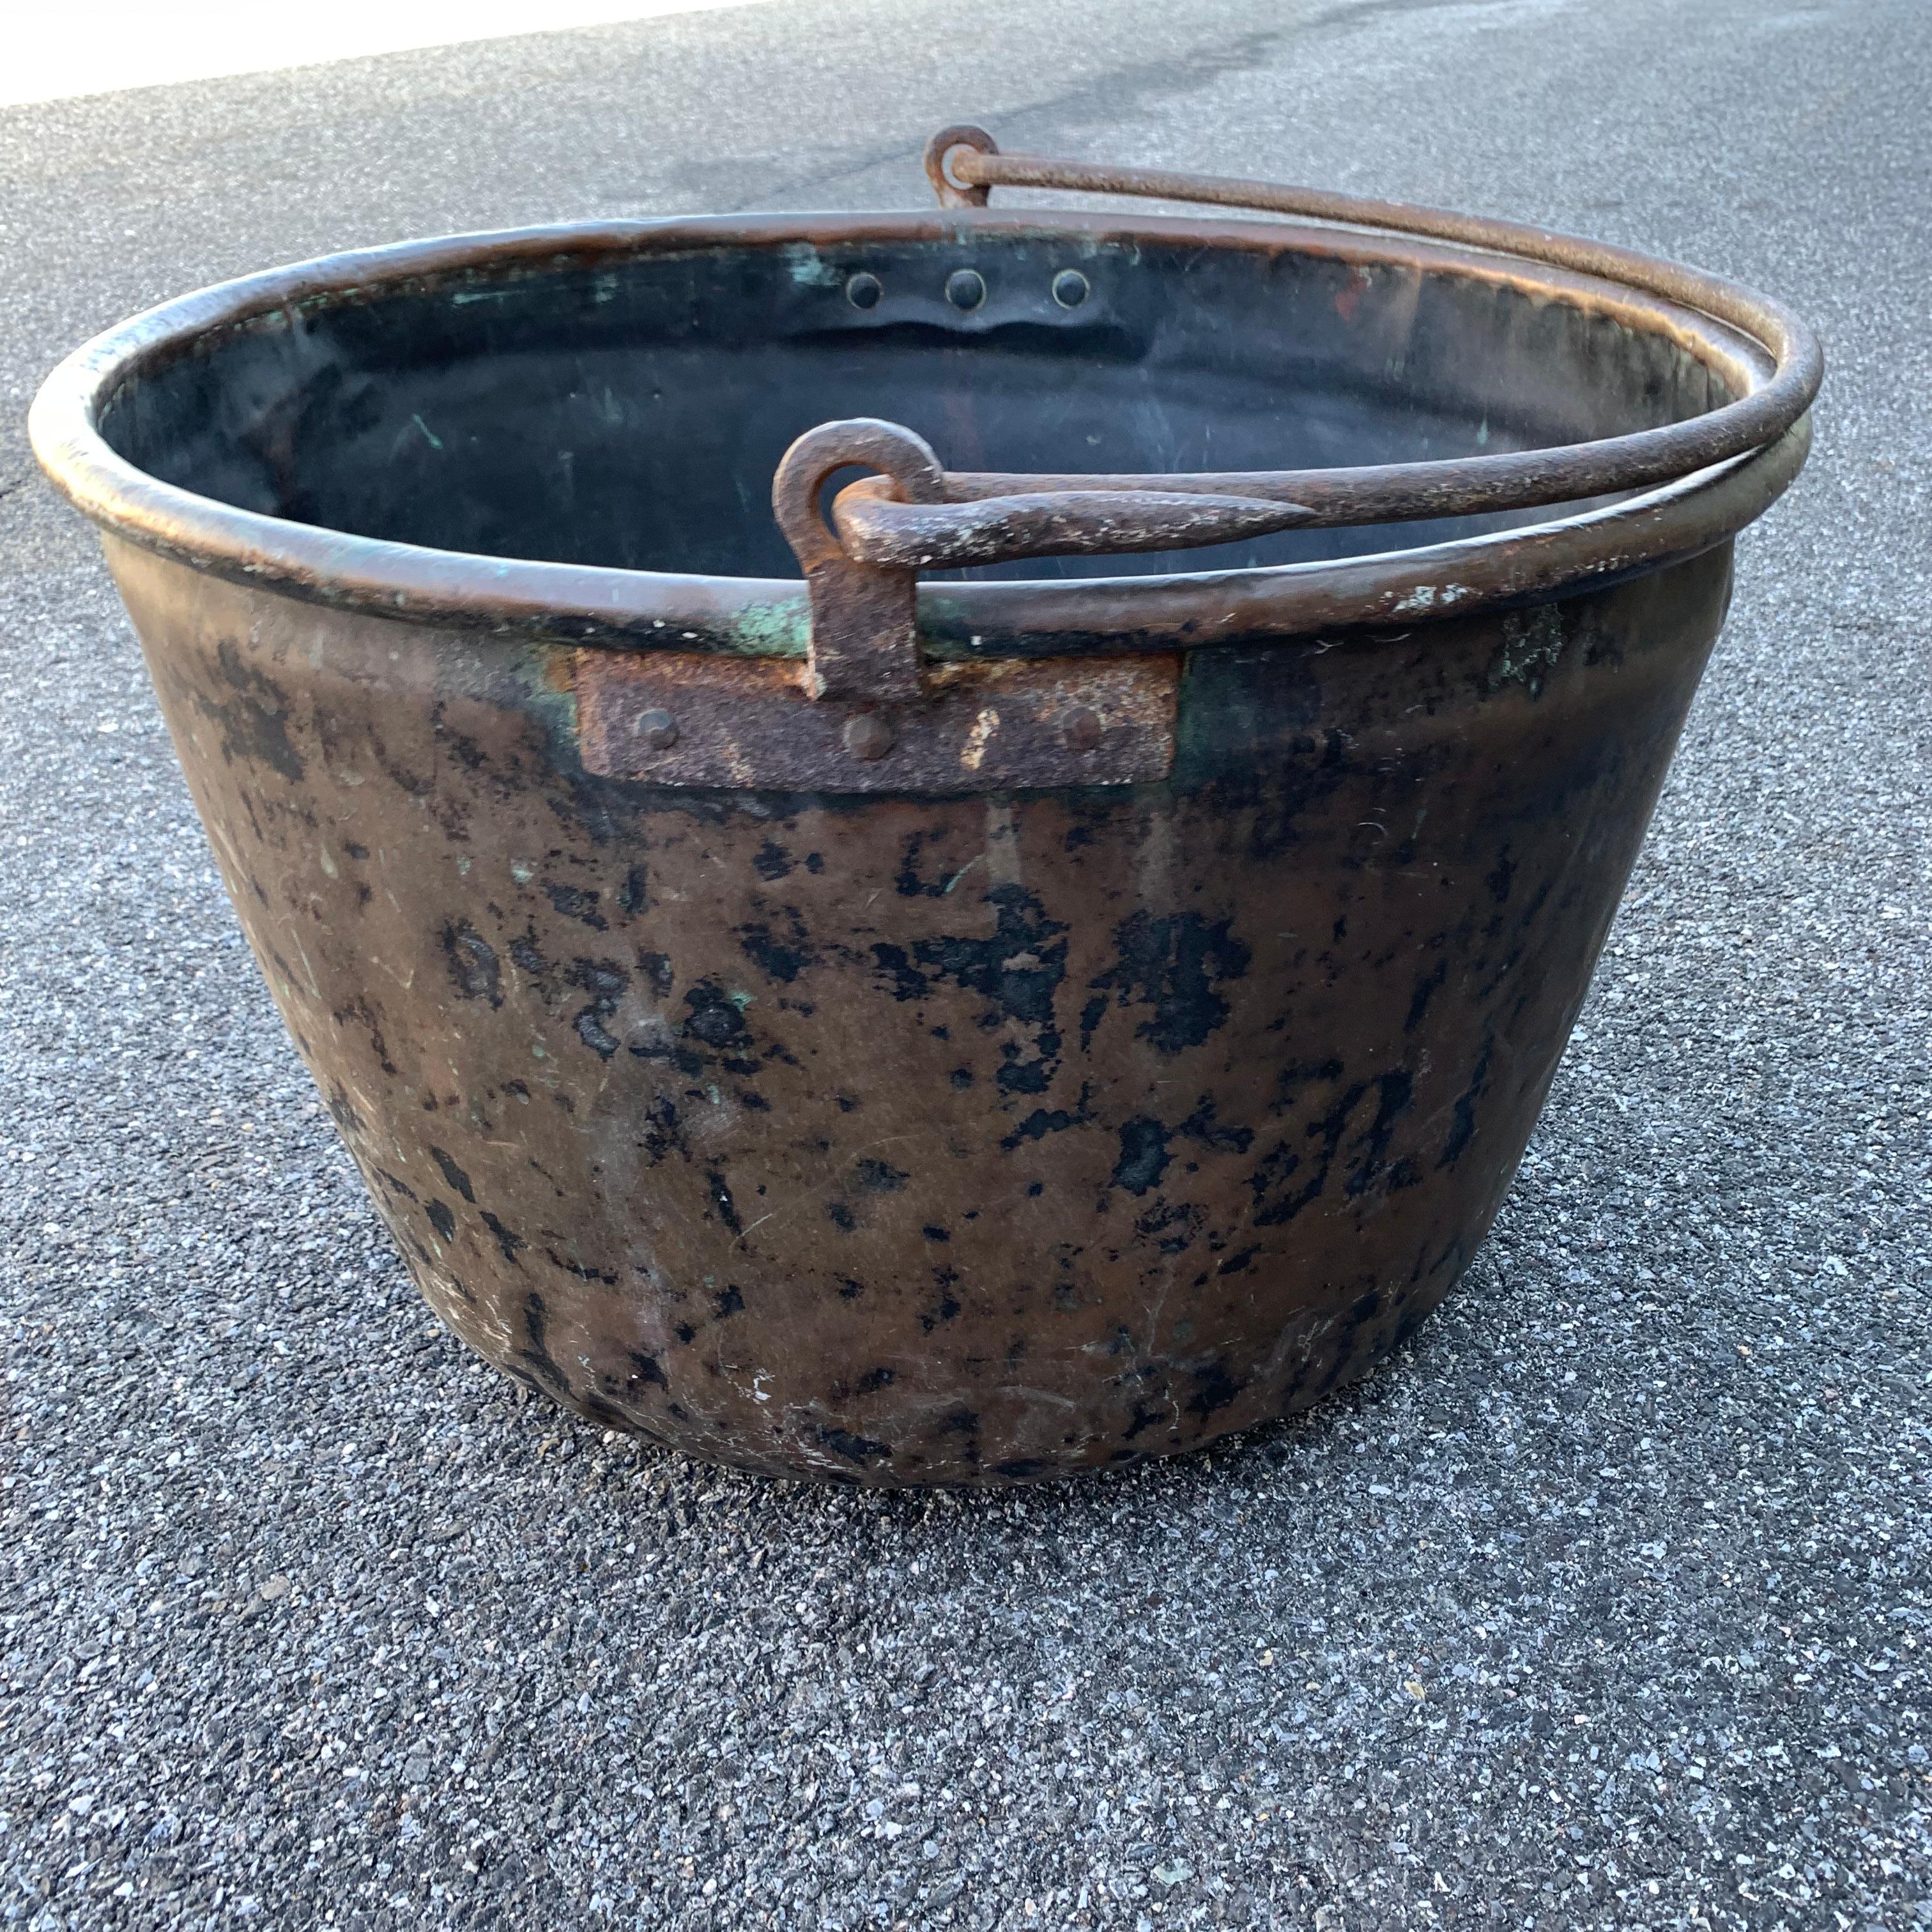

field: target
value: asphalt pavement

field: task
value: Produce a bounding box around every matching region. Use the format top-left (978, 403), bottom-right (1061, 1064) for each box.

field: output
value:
top-left (1, 0), bottom-right (1928, 1926)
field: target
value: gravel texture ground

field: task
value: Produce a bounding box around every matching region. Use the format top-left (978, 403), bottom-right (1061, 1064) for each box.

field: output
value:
top-left (2, 0), bottom-right (1928, 1926)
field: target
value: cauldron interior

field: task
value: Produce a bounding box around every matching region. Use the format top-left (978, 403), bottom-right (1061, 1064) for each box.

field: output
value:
top-left (99, 229), bottom-right (1736, 581)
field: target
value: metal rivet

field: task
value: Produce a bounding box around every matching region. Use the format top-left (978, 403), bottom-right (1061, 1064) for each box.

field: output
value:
top-left (945, 268), bottom-right (986, 312)
top-left (843, 712), bottom-right (896, 762)
top-left (845, 272), bottom-right (882, 310)
top-left (1063, 707), bottom-right (1104, 753)
top-left (1051, 269), bottom-right (1090, 309)
top-left (636, 708), bottom-right (679, 751)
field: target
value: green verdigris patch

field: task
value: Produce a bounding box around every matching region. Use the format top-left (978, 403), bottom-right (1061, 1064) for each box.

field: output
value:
top-left (727, 599), bottom-right (810, 659)
top-left (1485, 604), bottom-right (1567, 696)
top-left (510, 640), bottom-right (580, 767)
top-left (779, 244), bottom-right (843, 289)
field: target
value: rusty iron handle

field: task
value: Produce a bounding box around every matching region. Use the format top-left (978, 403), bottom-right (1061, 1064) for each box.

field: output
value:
top-left (770, 419), bottom-right (941, 705)
top-left (770, 420), bottom-right (1318, 701)
top-left (769, 125), bottom-right (1823, 705)
top-left (830, 474), bottom-right (1317, 569)
top-left (920, 125), bottom-right (1822, 530)
top-left (770, 417), bottom-right (945, 572)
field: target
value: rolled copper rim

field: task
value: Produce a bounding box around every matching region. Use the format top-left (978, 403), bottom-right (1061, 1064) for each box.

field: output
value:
top-left (31, 206), bottom-right (1816, 656)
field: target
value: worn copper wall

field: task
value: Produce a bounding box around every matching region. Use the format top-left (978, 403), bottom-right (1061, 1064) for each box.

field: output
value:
top-left (105, 534), bottom-right (1731, 1483)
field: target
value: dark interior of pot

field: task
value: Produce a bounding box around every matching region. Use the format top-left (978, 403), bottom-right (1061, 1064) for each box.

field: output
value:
top-left (99, 228), bottom-right (1738, 581)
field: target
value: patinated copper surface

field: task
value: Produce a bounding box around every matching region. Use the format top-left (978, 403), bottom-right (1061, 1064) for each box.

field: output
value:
top-left (105, 535), bottom-right (1731, 1482)
top-left (32, 131), bottom-right (1816, 1482)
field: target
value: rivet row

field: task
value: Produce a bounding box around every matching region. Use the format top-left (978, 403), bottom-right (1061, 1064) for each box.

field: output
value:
top-left (632, 707), bottom-right (1107, 764)
top-left (842, 268), bottom-right (1091, 310)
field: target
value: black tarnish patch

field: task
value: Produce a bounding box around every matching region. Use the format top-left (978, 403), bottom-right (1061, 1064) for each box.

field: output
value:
top-left (546, 1250), bottom-right (617, 1284)
top-left (544, 882), bottom-right (607, 929)
top-left (1438, 1043), bottom-right (1492, 1168)
top-left (1113, 1118), bottom-right (1171, 1196)
top-left (332, 997), bottom-right (398, 1076)
top-left (565, 958), bottom-right (628, 1061)
top-left (871, 887), bottom-right (1069, 1091)
top-left (429, 1146), bottom-right (475, 1204)
top-left (1186, 1360), bottom-right (1243, 1418)
top-left (893, 830), bottom-right (953, 898)
top-left (640, 1094), bottom-right (688, 1167)
top-left (425, 1199), bottom-right (456, 1241)
top-left (682, 985), bottom-right (746, 1048)
top-left (1405, 958), bottom-right (1449, 1033)
top-left (999, 1081), bottom-right (1095, 1154)
top-left (818, 1426), bottom-right (890, 1465)
top-left (737, 917), bottom-right (813, 985)
top-left (442, 922), bottom-right (502, 1006)
top-left (1342, 1287), bottom-right (1382, 1336)
top-left (518, 1291), bottom-right (569, 1392)
top-left (1341, 1071), bottom-right (1415, 1199)
top-left (1086, 910), bottom-right (1251, 1054)
top-left (207, 640), bottom-right (305, 782)
top-left (480, 1213), bottom-right (525, 1263)
top-left (917, 1275), bottom-right (963, 1332)
top-left (705, 1169), bottom-right (741, 1235)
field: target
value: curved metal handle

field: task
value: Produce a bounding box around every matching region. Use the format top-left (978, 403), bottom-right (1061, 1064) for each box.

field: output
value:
top-left (766, 417), bottom-right (1189, 786)
top-left (770, 418), bottom-right (940, 705)
top-left (770, 418), bottom-right (1317, 704)
top-left (771, 123), bottom-right (1821, 707)
top-left (920, 125), bottom-right (1821, 526)
top-left (831, 475), bottom-right (1317, 569)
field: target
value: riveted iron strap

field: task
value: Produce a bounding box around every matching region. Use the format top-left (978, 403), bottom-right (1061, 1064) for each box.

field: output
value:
top-left (575, 650), bottom-right (1179, 793)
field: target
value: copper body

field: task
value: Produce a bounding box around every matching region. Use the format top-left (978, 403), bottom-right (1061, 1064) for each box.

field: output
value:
top-left (33, 139), bottom-right (1816, 1482)
top-left (103, 538), bottom-right (1730, 1481)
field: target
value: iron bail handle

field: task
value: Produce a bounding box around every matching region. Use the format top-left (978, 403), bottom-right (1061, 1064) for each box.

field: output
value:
top-left (768, 417), bottom-right (1313, 704)
top-left (770, 420), bottom-right (1319, 702)
top-left (772, 123), bottom-right (1821, 705)
top-left (919, 123), bottom-right (1821, 525)
top-left (831, 474), bottom-right (1320, 569)
top-left (765, 418), bottom-right (1192, 783)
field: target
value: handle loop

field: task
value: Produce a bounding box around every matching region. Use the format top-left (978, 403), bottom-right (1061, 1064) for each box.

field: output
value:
top-left (770, 123), bottom-right (1822, 703)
